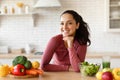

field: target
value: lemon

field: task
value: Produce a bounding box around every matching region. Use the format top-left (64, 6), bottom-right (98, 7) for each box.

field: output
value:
top-left (96, 71), bottom-right (103, 80)
top-left (32, 61), bottom-right (40, 69)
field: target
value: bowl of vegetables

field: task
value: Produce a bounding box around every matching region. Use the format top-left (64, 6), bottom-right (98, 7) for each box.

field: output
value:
top-left (79, 61), bottom-right (100, 76)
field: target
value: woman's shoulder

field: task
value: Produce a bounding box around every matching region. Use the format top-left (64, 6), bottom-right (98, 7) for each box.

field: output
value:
top-left (51, 34), bottom-right (63, 40)
top-left (49, 34), bottom-right (63, 42)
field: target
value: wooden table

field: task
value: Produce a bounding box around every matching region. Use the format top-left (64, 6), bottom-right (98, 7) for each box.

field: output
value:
top-left (0, 71), bottom-right (97, 80)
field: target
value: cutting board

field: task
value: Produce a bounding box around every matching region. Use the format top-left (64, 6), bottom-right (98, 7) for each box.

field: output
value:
top-left (8, 74), bottom-right (39, 79)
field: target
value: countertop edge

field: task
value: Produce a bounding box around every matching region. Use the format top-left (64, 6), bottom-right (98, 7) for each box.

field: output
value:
top-left (0, 53), bottom-right (42, 59)
top-left (0, 52), bottom-right (120, 59)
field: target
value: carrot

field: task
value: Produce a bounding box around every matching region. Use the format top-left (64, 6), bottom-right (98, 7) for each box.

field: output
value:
top-left (26, 69), bottom-right (38, 75)
top-left (32, 69), bottom-right (44, 75)
top-left (26, 68), bottom-right (44, 75)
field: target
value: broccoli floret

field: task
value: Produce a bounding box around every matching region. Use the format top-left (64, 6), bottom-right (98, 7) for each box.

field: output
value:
top-left (12, 56), bottom-right (27, 66)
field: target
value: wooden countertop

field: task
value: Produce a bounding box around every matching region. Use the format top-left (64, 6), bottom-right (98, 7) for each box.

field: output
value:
top-left (0, 71), bottom-right (97, 80)
top-left (0, 52), bottom-right (120, 59)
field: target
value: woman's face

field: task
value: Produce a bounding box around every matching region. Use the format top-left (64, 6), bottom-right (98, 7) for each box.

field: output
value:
top-left (60, 13), bottom-right (79, 37)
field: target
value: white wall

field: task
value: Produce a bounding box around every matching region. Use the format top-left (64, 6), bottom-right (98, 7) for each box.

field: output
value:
top-left (0, 0), bottom-right (120, 53)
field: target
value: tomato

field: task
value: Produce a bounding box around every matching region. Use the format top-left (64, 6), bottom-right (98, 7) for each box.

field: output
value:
top-left (12, 64), bottom-right (26, 76)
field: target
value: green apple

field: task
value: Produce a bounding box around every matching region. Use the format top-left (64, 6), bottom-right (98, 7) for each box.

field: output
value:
top-left (102, 68), bottom-right (112, 72)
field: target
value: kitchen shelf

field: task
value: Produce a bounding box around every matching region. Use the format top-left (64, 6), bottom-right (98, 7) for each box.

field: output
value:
top-left (110, 4), bottom-right (120, 7)
top-left (0, 0), bottom-right (36, 27)
top-left (0, 13), bottom-right (36, 16)
top-left (0, 12), bottom-right (38, 26)
top-left (110, 17), bottom-right (120, 20)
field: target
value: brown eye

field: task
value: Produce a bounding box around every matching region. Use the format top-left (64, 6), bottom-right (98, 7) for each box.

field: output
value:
top-left (68, 22), bottom-right (72, 25)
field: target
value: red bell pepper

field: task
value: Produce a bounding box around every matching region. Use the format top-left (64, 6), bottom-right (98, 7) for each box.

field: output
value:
top-left (12, 64), bottom-right (26, 76)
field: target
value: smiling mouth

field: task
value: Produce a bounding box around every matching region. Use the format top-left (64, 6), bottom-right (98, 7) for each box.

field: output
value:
top-left (62, 30), bottom-right (69, 33)
top-left (62, 31), bottom-right (69, 35)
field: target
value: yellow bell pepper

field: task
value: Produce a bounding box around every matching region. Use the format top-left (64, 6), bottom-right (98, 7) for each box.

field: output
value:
top-left (0, 64), bottom-right (10, 77)
top-left (112, 68), bottom-right (120, 80)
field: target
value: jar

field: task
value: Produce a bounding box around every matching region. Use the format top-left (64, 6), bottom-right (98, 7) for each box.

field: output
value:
top-left (18, 7), bottom-right (22, 14)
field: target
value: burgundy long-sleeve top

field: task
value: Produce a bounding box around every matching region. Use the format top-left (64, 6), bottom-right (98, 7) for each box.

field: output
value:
top-left (41, 34), bottom-right (87, 72)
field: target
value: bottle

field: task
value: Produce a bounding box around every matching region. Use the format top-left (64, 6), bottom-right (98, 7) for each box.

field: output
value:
top-left (25, 5), bottom-right (29, 14)
top-left (11, 7), bottom-right (15, 14)
top-left (4, 6), bottom-right (8, 14)
top-left (25, 44), bottom-right (31, 54)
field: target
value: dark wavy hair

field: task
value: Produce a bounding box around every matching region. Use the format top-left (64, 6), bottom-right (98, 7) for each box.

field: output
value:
top-left (61, 10), bottom-right (91, 46)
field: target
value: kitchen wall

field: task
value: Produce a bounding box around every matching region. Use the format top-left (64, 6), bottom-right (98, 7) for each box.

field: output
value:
top-left (0, 0), bottom-right (120, 53)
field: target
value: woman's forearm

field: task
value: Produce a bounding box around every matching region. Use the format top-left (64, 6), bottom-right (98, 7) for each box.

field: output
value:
top-left (68, 47), bottom-right (80, 72)
top-left (42, 64), bottom-right (69, 72)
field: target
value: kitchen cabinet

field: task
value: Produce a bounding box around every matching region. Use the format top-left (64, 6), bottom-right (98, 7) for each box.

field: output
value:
top-left (107, 0), bottom-right (120, 32)
top-left (0, 0), bottom-right (36, 26)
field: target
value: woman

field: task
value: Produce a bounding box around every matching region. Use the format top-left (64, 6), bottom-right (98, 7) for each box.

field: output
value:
top-left (41, 10), bottom-right (91, 72)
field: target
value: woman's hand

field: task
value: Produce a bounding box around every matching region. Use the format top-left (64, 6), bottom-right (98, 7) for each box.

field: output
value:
top-left (63, 36), bottom-right (74, 48)
top-left (69, 66), bottom-right (74, 72)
